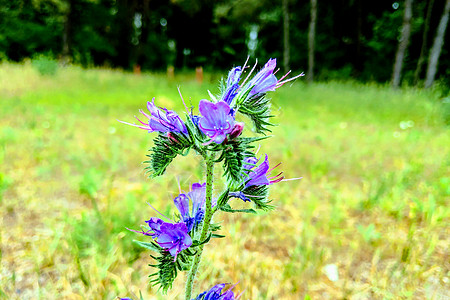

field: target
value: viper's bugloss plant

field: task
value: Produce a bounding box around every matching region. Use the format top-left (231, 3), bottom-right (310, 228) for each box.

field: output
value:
top-left (120, 58), bottom-right (303, 299)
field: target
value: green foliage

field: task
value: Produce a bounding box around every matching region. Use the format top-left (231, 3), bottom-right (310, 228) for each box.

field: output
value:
top-left (31, 54), bottom-right (58, 75)
top-left (0, 172), bottom-right (11, 203)
top-left (79, 168), bottom-right (103, 199)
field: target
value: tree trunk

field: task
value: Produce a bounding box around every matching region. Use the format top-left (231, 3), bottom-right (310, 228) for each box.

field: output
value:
top-left (282, 0), bottom-right (290, 73)
top-left (391, 0), bottom-right (413, 88)
top-left (424, 0), bottom-right (450, 88)
top-left (355, 0), bottom-right (363, 74)
top-left (414, 0), bottom-right (435, 85)
top-left (308, 0), bottom-right (317, 82)
top-left (61, 0), bottom-right (73, 65)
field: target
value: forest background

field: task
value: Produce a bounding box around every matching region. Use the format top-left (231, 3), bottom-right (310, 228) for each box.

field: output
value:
top-left (0, 0), bottom-right (449, 87)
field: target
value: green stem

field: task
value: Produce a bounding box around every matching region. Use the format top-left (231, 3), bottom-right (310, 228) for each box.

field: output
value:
top-left (185, 154), bottom-right (215, 300)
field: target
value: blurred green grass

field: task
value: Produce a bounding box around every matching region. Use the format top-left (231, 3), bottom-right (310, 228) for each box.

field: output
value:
top-left (0, 62), bottom-right (448, 299)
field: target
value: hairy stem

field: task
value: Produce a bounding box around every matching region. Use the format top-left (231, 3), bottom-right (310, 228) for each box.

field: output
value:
top-left (185, 154), bottom-right (215, 299)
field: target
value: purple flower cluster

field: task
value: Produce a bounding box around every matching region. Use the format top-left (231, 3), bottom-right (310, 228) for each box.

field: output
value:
top-left (120, 59), bottom-right (302, 146)
top-left (129, 182), bottom-right (207, 260)
top-left (192, 283), bottom-right (237, 300)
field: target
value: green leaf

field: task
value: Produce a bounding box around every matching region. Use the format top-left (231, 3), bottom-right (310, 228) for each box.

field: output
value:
top-left (192, 233), bottom-right (212, 247)
top-left (216, 189), bottom-right (230, 208)
top-left (238, 93), bottom-right (274, 134)
top-left (148, 249), bottom-right (193, 293)
top-left (212, 234), bottom-right (226, 238)
top-left (144, 133), bottom-right (192, 177)
top-left (222, 139), bottom-right (254, 184)
top-left (134, 240), bottom-right (161, 252)
top-left (242, 185), bottom-right (275, 211)
top-left (219, 203), bottom-right (257, 214)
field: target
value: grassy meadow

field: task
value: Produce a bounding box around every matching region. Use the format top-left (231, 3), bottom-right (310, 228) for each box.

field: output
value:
top-left (0, 62), bottom-right (449, 299)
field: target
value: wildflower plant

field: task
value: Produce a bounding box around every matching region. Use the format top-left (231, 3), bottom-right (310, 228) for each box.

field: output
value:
top-left (121, 58), bottom-right (303, 299)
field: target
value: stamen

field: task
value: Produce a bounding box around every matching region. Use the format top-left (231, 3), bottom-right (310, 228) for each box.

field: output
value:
top-left (277, 72), bottom-right (305, 87)
top-left (281, 177), bottom-right (303, 182)
top-left (241, 55), bottom-right (250, 71)
top-left (139, 109), bottom-right (151, 120)
top-left (202, 131), bottom-right (220, 145)
top-left (117, 119), bottom-right (150, 130)
top-left (277, 70), bottom-right (291, 82)
top-left (134, 115), bottom-right (148, 126)
top-left (268, 162), bottom-right (282, 173)
top-left (268, 171), bottom-right (283, 180)
top-left (240, 59), bottom-right (258, 88)
top-left (146, 202), bottom-right (173, 222)
top-left (178, 86), bottom-right (190, 114)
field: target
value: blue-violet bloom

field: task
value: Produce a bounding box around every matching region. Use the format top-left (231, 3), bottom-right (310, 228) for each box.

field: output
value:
top-left (129, 219), bottom-right (192, 259)
top-left (198, 100), bottom-right (235, 144)
top-left (247, 59), bottom-right (278, 97)
top-left (245, 154), bottom-right (284, 187)
top-left (222, 66), bottom-right (242, 105)
top-left (156, 222), bottom-right (192, 259)
top-left (119, 98), bottom-right (187, 134)
top-left (245, 58), bottom-right (305, 98)
top-left (192, 283), bottom-right (237, 300)
top-left (174, 183), bottom-right (206, 231)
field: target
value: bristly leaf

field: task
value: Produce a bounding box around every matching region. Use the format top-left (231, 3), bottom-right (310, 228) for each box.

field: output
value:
top-left (134, 240), bottom-right (160, 252)
top-left (149, 250), bottom-right (178, 293)
top-left (238, 93), bottom-right (274, 134)
top-left (222, 139), bottom-right (253, 184)
top-left (148, 249), bottom-right (193, 293)
top-left (216, 189), bottom-right (230, 208)
top-left (242, 184), bottom-right (275, 211)
top-left (222, 136), bottom-right (269, 185)
top-left (219, 203), bottom-right (257, 214)
top-left (144, 133), bottom-right (192, 177)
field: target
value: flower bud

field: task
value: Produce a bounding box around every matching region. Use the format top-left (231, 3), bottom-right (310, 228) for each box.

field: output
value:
top-left (228, 122), bottom-right (244, 139)
top-left (167, 132), bottom-right (179, 144)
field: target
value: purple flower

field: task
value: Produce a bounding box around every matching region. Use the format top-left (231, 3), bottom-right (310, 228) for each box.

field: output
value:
top-left (174, 194), bottom-right (190, 221)
top-left (129, 219), bottom-right (192, 259)
top-left (198, 100), bottom-right (235, 144)
top-left (243, 156), bottom-right (258, 171)
top-left (145, 217), bottom-right (165, 237)
top-left (245, 154), bottom-right (283, 187)
top-left (188, 182), bottom-right (206, 222)
top-left (242, 58), bottom-right (305, 99)
top-left (222, 67), bottom-right (242, 104)
top-left (247, 59), bottom-right (278, 97)
top-left (156, 222), bottom-right (192, 259)
top-left (119, 98), bottom-right (187, 134)
top-left (174, 183), bottom-right (207, 231)
top-left (192, 283), bottom-right (237, 300)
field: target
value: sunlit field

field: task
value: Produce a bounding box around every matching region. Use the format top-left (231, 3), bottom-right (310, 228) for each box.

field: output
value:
top-left (0, 62), bottom-right (448, 299)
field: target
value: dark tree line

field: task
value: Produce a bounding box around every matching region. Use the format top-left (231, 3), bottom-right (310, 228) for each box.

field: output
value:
top-left (0, 0), bottom-right (448, 86)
